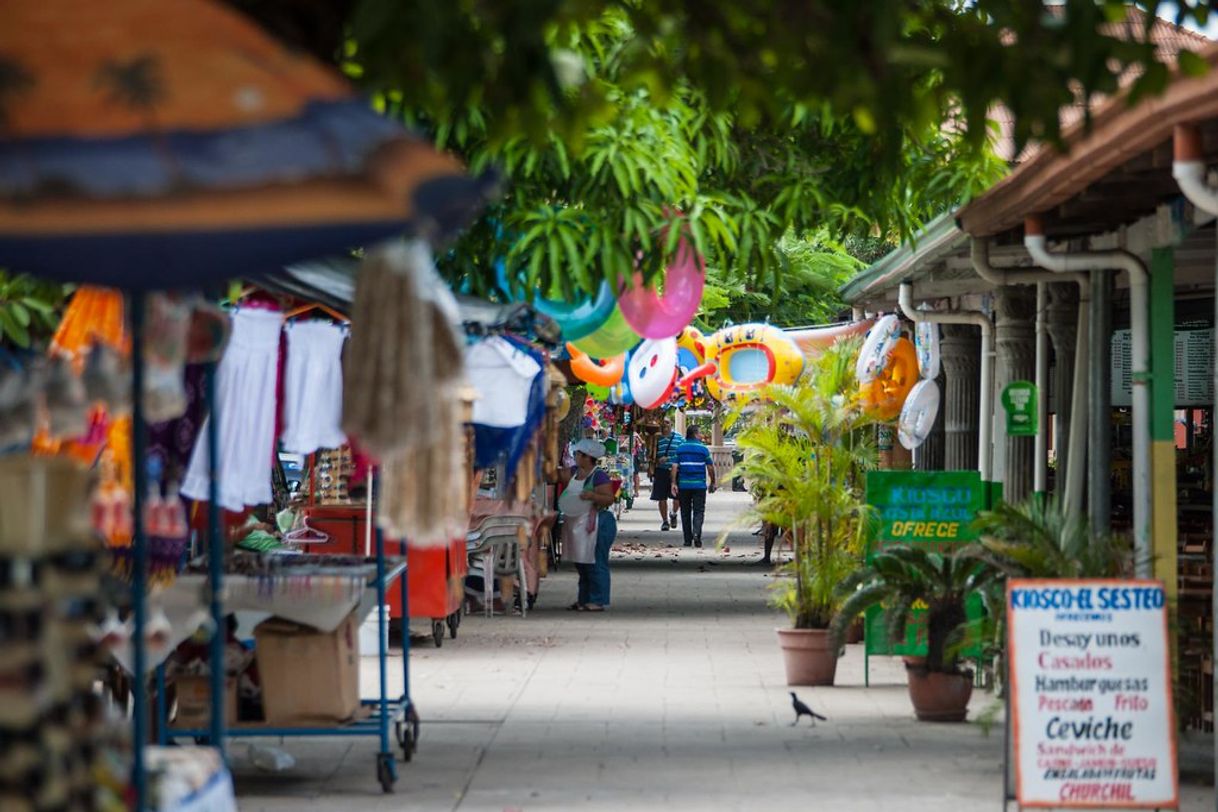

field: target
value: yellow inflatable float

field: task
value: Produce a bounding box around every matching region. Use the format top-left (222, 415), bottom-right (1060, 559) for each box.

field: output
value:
top-left (678, 323), bottom-right (806, 402)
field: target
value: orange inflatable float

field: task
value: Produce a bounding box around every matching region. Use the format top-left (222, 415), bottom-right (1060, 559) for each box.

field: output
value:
top-left (566, 343), bottom-right (626, 388)
top-left (859, 337), bottom-right (919, 420)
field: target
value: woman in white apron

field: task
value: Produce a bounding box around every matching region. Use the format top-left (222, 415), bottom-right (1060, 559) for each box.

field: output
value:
top-left (559, 439), bottom-right (617, 611)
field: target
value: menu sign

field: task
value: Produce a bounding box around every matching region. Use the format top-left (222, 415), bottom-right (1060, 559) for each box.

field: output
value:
top-left (1008, 579), bottom-right (1177, 808)
top-left (1111, 325), bottom-right (1213, 407)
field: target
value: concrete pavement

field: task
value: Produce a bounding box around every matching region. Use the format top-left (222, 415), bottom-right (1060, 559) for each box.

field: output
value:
top-left (230, 489), bottom-right (1214, 811)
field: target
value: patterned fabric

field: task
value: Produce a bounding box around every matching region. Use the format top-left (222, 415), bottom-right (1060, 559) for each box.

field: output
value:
top-left (654, 431), bottom-right (684, 466)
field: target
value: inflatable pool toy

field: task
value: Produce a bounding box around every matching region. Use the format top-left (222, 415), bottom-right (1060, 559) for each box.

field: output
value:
top-left (626, 338), bottom-right (679, 410)
top-left (585, 383), bottom-right (611, 401)
top-left (496, 259), bottom-right (617, 342)
top-left (915, 320), bottom-right (940, 380)
top-left (566, 343), bottom-right (626, 388)
top-left (571, 305), bottom-right (641, 359)
top-left (860, 336), bottom-right (918, 420)
top-left (533, 281), bottom-right (617, 341)
top-left (788, 319), bottom-right (873, 359)
top-left (677, 326), bottom-right (707, 363)
top-left (607, 378), bottom-right (633, 406)
top-left (617, 236), bottom-right (705, 339)
top-left (856, 314), bottom-right (901, 385)
top-left (898, 378), bottom-right (940, 450)
top-left (678, 323), bottom-right (805, 402)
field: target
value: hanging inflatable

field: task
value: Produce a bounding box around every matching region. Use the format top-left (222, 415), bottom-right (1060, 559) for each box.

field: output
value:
top-left (787, 319), bottom-right (873, 361)
top-left (625, 338), bottom-right (679, 410)
top-left (915, 320), bottom-right (940, 381)
top-left (570, 305), bottom-right (641, 359)
top-left (898, 378), bottom-right (941, 450)
top-left (859, 335), bottom-right (918, 420)
top-left (566, 343), bottom-right (626, 388)
top-left (533, 281), bottom-right (617, 342)
top-left (678, 323), bottom-right (805, 402)
top-left (617, 236), bottom-right (705, 339)
top-left (856, 314), bottom-right (902, 385)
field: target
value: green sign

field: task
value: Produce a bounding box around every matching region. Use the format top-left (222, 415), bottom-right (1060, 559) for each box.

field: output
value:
top-left (862, 470), bottom-right (989, 659)
top-left (1001, 380), bottom-right (1038, 437)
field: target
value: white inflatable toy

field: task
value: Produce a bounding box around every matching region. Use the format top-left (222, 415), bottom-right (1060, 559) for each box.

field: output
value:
top-left (898, 378), bottom-right (941, 450)
top-left (915, 319), bottom-right (940, 381)
top-left (627, 337), bottom-right (679, 409)
top-left (855, 314), bottom-right (901, 385)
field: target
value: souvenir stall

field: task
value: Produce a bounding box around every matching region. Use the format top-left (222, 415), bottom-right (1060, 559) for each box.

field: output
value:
top-left (0, 0), bottom-right (494, 806)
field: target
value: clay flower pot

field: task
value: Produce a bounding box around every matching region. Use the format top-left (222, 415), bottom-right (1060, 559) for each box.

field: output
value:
top-left (905, 663), bottom-right (973, 722)
top-left (777, 628), bottom-right (838, 686)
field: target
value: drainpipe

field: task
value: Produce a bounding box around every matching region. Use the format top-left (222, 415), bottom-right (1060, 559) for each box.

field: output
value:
top-left (1023, 216), bottom-right (1151, 579)
top-left (1173, 122), bottom-right (1218, 790)
top-left (971, 239), bottom-right (1090, 515)
top-left (898, 282), bottom-right (994, 481)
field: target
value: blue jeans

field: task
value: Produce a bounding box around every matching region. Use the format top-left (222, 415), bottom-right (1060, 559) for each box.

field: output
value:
top-left (586, 510), bottom-right (616, 606)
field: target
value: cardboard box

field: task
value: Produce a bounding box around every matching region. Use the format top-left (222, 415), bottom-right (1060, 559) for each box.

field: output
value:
top-left (173, 675), bottom-right (237, 727)
top-left (254, 611), bottom-right (359, 724)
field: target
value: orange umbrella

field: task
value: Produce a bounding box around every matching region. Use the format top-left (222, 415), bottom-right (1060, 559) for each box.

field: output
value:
top-left (0, 0), bottom-right (494, 287)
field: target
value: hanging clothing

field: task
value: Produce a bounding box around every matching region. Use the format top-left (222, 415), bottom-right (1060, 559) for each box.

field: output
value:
top-left (468, 336), bottom-right (545, 475)
top-left (281, 320), bottom-right (347, 454)
top-left (181, 308), bottom-right (282, 511)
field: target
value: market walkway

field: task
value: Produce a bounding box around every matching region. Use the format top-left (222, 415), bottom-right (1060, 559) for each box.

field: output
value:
top-left (231, 490), bottom-right (1213, 811)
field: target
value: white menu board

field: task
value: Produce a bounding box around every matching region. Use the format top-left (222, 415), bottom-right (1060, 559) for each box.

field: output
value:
top-left (1008, 579), bottom-right (1177, 808)
top-left (1111, 326), bottom-right (1213, 407)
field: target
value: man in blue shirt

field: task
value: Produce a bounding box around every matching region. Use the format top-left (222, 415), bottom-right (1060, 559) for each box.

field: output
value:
top-left (651, 418), bottom-right (684, 531)
top-left (669, 425), bottom-right (716, 548)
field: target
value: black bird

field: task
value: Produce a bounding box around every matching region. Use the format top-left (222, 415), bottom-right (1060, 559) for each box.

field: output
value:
top-left (789, 692), bottom-right (827, 726)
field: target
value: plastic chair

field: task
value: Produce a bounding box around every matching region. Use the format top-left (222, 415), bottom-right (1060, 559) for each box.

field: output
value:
top-left (466, 517), bottom-right (530, 618)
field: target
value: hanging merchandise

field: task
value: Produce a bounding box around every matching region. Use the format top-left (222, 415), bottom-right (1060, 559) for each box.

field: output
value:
top-left (467, 337), bottom-right (543, 430)
top-left (342, 241), bottom-right (464, 456)
top-left (49, 285), bottom-right (128, 370)
top-left (856, 314), bottom-right (901, 385)
top-left (898, 378), bottom-right (941, 450)
top-left (531, 281), bottom-right (617, 342)
top-left (281, 320), bottom-right (348, 455)
top-left (143, 293), bottom-right (193, 423)
top-left (570, 305), bottom-right (641, 359)
top-left (181, 308), bottom-right (282, 511)
top-left (616, 234), bottom-right (706, 339)
top-left (566, 343), bottom-right (626, 388)
top-left (860, 336), bottom-right (919, 421)
top-left (915, 318), bottom-right (941, 381)
top-left (0, 361), bottom-right (38, 450)
top-left (676, 323), bottom-right (805, 402)
top-left (625, 337), bottom-right (679, 409)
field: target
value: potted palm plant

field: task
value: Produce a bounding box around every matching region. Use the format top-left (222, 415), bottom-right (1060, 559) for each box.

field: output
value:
top-left (730, 338), bottom-right (876, 686)
top-left (830, 546), bottom-right (995, 720)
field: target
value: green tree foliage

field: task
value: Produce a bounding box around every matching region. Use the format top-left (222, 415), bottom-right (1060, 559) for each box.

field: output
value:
top-left (0, 271), bottom-right (68, 349)
top-left (353, 10), bottom-right (1005, 301)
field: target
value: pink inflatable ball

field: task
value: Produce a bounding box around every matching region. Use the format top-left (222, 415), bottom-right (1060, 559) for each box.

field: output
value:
top-left (570, 305), bottom-right (641, 359)
top-left (617, 236), bottom-right (706, 339)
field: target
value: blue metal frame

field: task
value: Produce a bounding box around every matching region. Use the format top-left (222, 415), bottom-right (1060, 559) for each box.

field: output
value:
top-left (154, 466), bottom-right (412, 791)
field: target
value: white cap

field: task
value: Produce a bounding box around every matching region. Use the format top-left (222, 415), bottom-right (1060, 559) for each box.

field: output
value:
top-left (571, 438), bottom-right (606, 459)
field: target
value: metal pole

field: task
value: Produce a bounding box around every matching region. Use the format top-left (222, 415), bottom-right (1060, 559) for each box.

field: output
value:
top-left (205, 361), bottom-right (226, 755)
top-left (1088, 270), bottom-right (1113, 535)
top-left (129, 293), bottom-right (148, 810)
top-left (1034, 283), bottom-right (1049, 496)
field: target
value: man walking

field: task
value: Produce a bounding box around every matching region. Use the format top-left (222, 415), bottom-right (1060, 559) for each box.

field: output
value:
top-left (670, 425), bottom-right (716, 548)
top-left (651, 418), bottom-right (684, 531)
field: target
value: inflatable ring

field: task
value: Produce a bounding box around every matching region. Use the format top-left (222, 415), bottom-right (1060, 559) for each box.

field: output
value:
top-left (856, 314), bottom-right (901, 385)
top-left (915, 320), bottom-right (940, 380)
top-left (898, 378), bottom-right (941, 450)
top-left (788, 319), bottom-right (873, 360)
top-left (571, 305), bottom-right (641, 359)
top-left (497, 259), bottom-right (617, 342)
top-left (567, 343), bottom-right (626, 388)
top-left (617, 236), bottom-right (705, 339)
top-left (678, 323), bottom-right (805, 402)
top-left (677, 326), bottom-right (707, 364)
top-left (860, 336), bottom-right (918, 420)
top-left (626, 338), bottom-right (679, 410)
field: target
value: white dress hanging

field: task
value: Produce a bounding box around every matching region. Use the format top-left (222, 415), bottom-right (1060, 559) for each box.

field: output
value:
top-left (181, 308), bottom-right (281, 510)
top-left (281, 320), bottom-right (347, 454)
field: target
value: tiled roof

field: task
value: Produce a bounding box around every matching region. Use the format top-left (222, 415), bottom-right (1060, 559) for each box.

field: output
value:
top-left (991, 6), bottom-right (1211, 161)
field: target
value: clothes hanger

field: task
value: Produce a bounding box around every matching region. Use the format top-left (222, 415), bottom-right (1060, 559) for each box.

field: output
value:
top-left (283, 302), bottom-right (349, 323)
top-left (284, 514), bottom-right (330, 543)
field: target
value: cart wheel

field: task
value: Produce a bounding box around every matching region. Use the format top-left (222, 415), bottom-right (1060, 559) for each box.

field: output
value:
top-left (396, 704), bottom-right (420, 760)
top-left (447, 612), bottom-right (459, 639)
top-left (376, 751), bottom-right (397, 793)
top-left (431, 619), bottom-right (445, 648)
